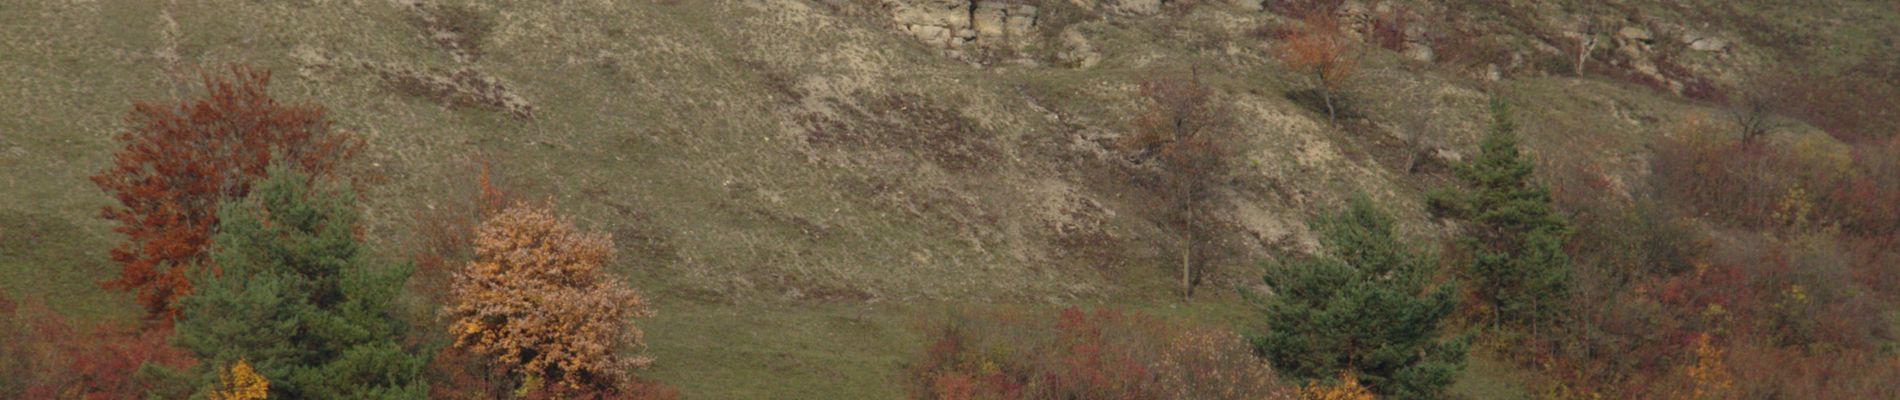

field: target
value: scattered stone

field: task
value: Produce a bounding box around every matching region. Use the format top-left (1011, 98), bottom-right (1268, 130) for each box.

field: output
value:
top-left (1617, 26), bottom-right (1652, 42)
top-left (1403, 42), bottom-right (1435, 63)
top-left (1107, 0), bottom-right (1163, 16)
top-left (1057, 29), bottom-right (1100, 68)
top-left (1694, 36), bottom-right (1740, 51)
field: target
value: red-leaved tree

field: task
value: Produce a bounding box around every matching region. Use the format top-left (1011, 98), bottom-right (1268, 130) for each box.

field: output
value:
top-left (91, 65), bottom-right (361, 322)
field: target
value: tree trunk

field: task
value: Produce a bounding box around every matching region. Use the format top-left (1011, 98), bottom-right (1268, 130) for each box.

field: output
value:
top-left (1182, 207), bottom-right (1194, 301)
top-left (1316, 69), bottom-right (1338, 125)
top-left (1324, 90), bottom-right (1337, 125)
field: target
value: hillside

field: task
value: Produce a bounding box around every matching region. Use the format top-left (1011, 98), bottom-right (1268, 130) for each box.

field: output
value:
top-left (3, 0), bottom-right (1896, 398)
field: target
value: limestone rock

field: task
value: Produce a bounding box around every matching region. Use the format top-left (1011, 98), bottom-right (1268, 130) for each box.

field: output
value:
top-left (1058, 29), bottom-right (1100, 68)
top-left (891, 1), bottom-right (1038, 49)
top-left (1108, 0), bottom-right (1163, 16)
top-left (1682, 32), bottom-right (1729, 52)
top-left (1617, 26), bottom-right (1652, 42)
top-left (1688, 38), bottom-right (1728, 52)
top-left (1403, 42), bottom-right (1435, 63)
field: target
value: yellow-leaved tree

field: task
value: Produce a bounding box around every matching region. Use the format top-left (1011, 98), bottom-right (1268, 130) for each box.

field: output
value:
top-left (209, 359), bottom-right (269, 400)
top-left (1300, 373), bottom-right (1375, 400)
top-left (444, 202), bottom-right (656, 395)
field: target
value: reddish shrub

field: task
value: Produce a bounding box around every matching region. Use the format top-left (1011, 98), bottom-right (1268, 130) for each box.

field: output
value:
top-left (906, 307), bottom-right (1288, 400)
top-left (1366, 7), bottom-right (1412, 51)
top-left (1539, 122), bottom-right (1900, 397)
top-left (1775, 60), bottom-right (1900, 143)
top-left (0, 296), bottom-right (194, 399)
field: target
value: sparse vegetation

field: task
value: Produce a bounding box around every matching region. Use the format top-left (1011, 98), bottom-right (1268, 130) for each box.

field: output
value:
top-left (3, 1), bottom-right (1898, 398)
top-left (907, 307), bottom-right (1289, 400)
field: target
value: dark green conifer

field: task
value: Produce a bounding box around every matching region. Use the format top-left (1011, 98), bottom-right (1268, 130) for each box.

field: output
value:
top-left (1428, 99), bottom-right (1573, 332)
top-left (1255, 194), bottom-right (1467, 399)
top-left (174, 167), bottom-right (425, 399)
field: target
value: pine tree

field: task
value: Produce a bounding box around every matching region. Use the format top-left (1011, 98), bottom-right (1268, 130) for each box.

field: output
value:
top-left (1254, 195), bottom-right (1467, 399)
top-left (173, 167), bottom-right (425, 399)
top-left (1428, 99), bottom-right (1573, 332)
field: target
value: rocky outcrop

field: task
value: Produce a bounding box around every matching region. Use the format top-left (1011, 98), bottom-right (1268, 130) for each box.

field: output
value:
top-left (1105, 0), bottom-right (1163, 15)
top-left (891, 0), bottom-right (1038, 48)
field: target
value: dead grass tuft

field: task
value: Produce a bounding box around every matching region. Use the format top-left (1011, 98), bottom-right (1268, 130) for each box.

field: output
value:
top-left (375, 64), bottom-right (535, 119)
top-left (404, 2), bottom-right (492, 63)
top-left (796, 92), bottom-right (996, 172)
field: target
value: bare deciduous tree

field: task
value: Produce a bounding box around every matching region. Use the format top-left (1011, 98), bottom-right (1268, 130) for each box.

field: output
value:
top-left (1575, 21), bottom-right (1598, 77)
top-left (1121, 72), bottom-right (1233, 300)
top-left (1393, 80), bottom-right (1445, 174)
top-left (1729, 77), bottom-right (1784, 145)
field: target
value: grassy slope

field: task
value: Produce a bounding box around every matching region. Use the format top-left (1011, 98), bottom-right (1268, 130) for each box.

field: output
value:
top-left (1, 0), bottom-right (1889, 398)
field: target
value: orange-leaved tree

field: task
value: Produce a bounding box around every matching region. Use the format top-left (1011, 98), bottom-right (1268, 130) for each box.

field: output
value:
top-left (444, 203), bottom-right (658, 396)
top-left (1279, 11), bottom-right (1358, 124)
top-left (91, 65), bottom-right (360, 322)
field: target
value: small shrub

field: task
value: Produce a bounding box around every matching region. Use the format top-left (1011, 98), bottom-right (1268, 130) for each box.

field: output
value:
top-left (0, 296), bottom-right (195, 399)
top-left (377, 65), bottom-right (535, 119)
top-left (405, 2), bottom-right (492, 62)
top-left (906, 307), bottom-right (1290, 400)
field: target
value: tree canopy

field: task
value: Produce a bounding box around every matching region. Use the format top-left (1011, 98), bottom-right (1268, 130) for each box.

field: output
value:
top-left (1255, 195), bottom-right (1466, 399)
top-left (173, 167), bottom-right (424, 399)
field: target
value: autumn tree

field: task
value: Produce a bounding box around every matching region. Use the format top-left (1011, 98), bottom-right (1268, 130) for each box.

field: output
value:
top-left (209, 359), bottom-right (269, 400)
top-left (408, 162), bottom-right (524, 399)
top-left (172, 168), bottom-right (426, 399)
top-left (1669, 334), bottom-right (1735, 400)
top-left (1299, 373), bottom-right (1375, 400)
top-left (1280, 11), bottom-right (1359, 124)
top-left (91, 65), bottom-right (360, 322)
top-left (1254, 194), bottom-right (1466, 399)
top-left (1428, 100), bottom-right (1573, 333)
top-left (444, 203), bottom-right (657, 395)
top-left (411, 161), bottom-right (518, 300)
top-left (1121, 73), bottom-right (1234, 300)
